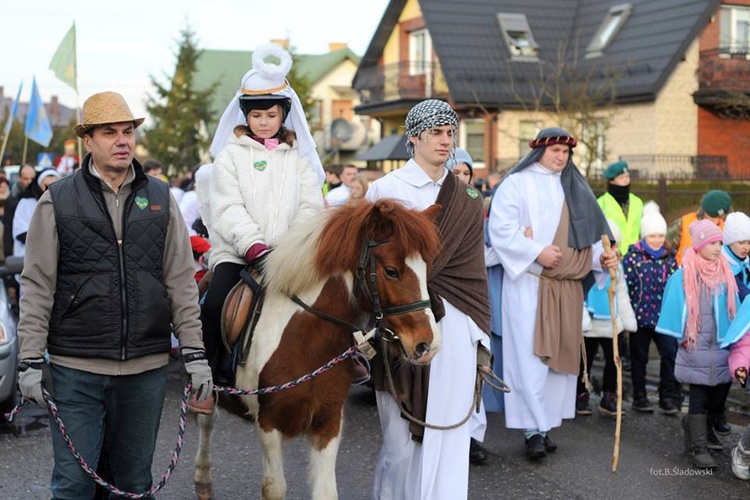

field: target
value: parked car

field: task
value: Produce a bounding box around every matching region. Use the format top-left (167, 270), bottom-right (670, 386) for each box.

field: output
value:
top-left (0, 256), bottom-right (22, 415)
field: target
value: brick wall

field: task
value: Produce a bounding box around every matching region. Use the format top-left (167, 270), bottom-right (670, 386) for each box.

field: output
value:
top-left (696, 1), bottom-right (750, 176)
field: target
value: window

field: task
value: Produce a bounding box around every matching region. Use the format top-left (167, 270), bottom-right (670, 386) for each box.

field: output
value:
top-left (579, 120), bottom-right (606, 175)
top-left (518, 120), bottom-right (540, 159)
top-left (720, 5), bottom-right (750, 55)
top-left (409, 29), bottom-right (432, 75)
top-left (586, 3), bottom-right (633, 58)
top-left (307, 99), bottom-right (322, 127)
top-left (497, 13), bottom-right (539, 61)
top-left (462, 119), bottom-right (485, 165)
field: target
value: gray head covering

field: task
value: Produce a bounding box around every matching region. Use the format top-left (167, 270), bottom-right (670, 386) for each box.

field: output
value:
top-left (505, 127), bottom-right (611, 250)
top-left (404, 99), bottom-right (458, 158)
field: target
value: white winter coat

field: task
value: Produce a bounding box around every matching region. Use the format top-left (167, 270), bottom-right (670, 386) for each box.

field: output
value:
top-left (202, 133), bottom-right (323, 268)
top-left (583, 266), bottom-right (638, 338)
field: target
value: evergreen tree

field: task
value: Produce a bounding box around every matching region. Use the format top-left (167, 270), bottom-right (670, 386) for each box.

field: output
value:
top-left (145, 25), bottom-right (216, 177)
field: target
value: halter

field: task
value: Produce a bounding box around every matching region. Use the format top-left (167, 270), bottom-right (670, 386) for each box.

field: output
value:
top-left (290, 238), bottom-right (431, 346)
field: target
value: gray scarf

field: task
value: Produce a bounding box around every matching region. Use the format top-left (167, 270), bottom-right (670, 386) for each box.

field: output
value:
top-left (505, 127), bottom-right (612, 250)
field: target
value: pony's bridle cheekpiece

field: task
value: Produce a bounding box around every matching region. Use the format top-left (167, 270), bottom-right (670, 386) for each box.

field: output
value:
top-left (290, 238), bottom-right (431, 346)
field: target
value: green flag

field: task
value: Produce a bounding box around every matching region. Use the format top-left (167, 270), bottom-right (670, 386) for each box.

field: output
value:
top-left (49, 23), bottom-right (77, 92)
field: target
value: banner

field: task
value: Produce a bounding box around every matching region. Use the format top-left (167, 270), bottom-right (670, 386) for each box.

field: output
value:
top-left (2, 83), bottom-right (23, 136)
top-left (49, 23), bottom-right (77, 92)
top-left (25, 77), bottom-right (53, 148)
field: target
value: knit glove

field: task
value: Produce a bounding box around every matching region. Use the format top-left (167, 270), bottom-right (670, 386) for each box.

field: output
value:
top-left (244, 243), bottom-right (270, 272)
top-left (181, 348), bottom-right (213, 402)
top-left (18, 357), bottom-right (48, 408)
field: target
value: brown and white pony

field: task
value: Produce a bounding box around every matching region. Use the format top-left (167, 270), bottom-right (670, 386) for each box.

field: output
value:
top-left (194, 199), bottom-right (442, 500)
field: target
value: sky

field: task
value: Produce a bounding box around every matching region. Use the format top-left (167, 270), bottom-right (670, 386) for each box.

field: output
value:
top-left (2, 0), bottom-right (390, 122)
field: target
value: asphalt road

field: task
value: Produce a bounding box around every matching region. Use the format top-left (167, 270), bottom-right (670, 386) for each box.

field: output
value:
top-left (2, 359), bottom-right (750, 499)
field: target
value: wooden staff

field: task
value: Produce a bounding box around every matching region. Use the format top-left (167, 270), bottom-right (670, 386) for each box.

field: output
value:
top-left (602, 234), bottom-right (622, 473)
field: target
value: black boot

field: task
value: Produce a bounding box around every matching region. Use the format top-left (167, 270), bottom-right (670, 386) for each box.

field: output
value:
top-left (687, 414), bottom-right (719, 468)
top-left (710, 413), bottom-right (731, 436)
top-left (470, 438), bottom-right (488, 465)
top-left (525, 434), bottom-right (546, 460)
top-left (706, 415), bottom-right (724, 450)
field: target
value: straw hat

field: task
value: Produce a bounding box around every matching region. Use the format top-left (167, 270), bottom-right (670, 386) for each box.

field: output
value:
top-left (74, 91), bottom-right (145, 138)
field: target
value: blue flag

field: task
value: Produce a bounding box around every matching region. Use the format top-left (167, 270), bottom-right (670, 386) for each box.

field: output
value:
top-left (2, 82), bottom-right (23, 136)
top-left (25, 77), bottom-right (53, 147)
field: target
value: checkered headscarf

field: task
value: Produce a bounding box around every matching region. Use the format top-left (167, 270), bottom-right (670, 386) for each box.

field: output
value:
top-left (404, 99), bottom-right (458, 157)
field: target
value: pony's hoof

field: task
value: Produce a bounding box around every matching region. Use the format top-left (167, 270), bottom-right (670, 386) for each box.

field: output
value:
top-left (195, 481), bottom-right (213, 500)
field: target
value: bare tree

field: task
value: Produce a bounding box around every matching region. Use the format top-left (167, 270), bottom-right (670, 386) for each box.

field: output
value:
top-left (504, 39), bottom-right (625, 177)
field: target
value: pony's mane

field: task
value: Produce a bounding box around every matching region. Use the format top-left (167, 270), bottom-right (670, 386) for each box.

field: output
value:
top-left (263, 211), bottom-right (329, 295)
top-left (315, 199), bottom-right (440, 276)
top-left (263, 200), bottom-right (441, 296)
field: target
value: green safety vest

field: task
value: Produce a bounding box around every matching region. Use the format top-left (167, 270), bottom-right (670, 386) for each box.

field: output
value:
top-left (597, 192), bottom-right (644, 256)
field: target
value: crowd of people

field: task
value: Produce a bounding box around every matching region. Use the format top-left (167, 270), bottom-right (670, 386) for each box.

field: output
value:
top-left (9, 40), bottom-right (750, 499)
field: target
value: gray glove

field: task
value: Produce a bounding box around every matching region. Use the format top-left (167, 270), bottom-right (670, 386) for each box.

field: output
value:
top-left (18, 357), bottom-right (48, 408)
top-left (182, 348), bottom-right (213, 402)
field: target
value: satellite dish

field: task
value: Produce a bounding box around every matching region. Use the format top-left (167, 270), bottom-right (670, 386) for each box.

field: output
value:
top-left (330, 118), bottom-right (354, 143)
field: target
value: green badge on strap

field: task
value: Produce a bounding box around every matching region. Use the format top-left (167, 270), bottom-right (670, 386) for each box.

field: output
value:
top-left (134, 196), bottom-right (148, 210)
top-left (466, 188), bottom-right (479, 199)
top-left (254, 160), bottom-right (268, 171)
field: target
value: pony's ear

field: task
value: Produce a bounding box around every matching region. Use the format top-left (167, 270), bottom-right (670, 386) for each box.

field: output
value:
top-left (422, 204), bottom-right (442, 223)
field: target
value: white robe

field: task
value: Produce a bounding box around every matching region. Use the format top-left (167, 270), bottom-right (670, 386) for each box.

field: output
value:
top-left (367, 160), bottom-right (488, 500)
top-left (487, 163), bottom-right (605, 431)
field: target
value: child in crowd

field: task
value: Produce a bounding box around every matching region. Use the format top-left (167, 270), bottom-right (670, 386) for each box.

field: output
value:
top-left (728, 326), bottom-right (750, 479)
top-left (722, 211), bottom-right (750, 294)
top-left (577, 220), bottom-right (637, 416)
top-left (623, 201), bottom-right (680, 414)
top-left (656, 219), bottom-right (738, 469)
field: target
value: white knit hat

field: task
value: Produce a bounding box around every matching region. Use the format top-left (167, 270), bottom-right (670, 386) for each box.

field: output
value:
top-left (606, 218), bottom-right (622, 247)
top-left (723, 211), bottom-right (750, 246)
top-left (640, 200), bottom-right (667, 237)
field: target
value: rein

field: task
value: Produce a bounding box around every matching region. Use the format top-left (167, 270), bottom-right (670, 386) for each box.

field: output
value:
top-left (380, 337), bottom-right (510, 431)
top-left (289, 237), bottom-right (511, 430)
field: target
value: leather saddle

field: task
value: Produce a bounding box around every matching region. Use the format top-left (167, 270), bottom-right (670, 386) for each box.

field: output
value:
top-left (221, 267), bottom-right (265, 365)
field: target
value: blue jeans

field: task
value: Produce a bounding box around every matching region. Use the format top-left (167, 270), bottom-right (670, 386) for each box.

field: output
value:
top-left (49, 364), bottom-right (168, 499)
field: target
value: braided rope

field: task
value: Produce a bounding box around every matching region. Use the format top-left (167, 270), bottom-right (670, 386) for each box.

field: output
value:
top-left (3, 345), bottom-right (358, 497)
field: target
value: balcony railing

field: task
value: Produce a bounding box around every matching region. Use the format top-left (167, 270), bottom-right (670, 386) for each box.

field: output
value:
top-left (697, 48), bottom-right (750, 92)
top-left (356, 61), bottom-right (450, 106)
top-left (614, 155), bottom-right (730, 180)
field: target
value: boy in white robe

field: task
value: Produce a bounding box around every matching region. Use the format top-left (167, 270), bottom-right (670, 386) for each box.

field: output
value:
top-left (367, 99), bottom-right (491, 500)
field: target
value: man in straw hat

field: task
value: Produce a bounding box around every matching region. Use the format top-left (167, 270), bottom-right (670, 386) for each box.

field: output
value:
top-left (16, 91), bottom-right (212, 497)
top-left (366, 99), bottom-right (491, 499)
top-left (486, 127), bottom-right (618, 460)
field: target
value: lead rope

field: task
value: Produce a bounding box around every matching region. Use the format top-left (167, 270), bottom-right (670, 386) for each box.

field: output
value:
top-left (380, 337), bottom-right (510, 431)
top-left (4, 346), bottom-right (359, 499)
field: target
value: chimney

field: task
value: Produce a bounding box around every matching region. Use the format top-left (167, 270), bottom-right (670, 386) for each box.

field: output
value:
top-left (329, 43), bottom-right (347, 52)
top-left (270, 38), bottom-right (289, 50)
top-left (50, 95), bottom-right (60, 119)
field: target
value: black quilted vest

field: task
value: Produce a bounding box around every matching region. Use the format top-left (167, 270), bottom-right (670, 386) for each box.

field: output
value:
top-left (46, 156), bottom-right (172, 360)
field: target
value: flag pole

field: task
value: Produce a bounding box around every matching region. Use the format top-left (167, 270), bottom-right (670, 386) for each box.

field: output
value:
top-left (0, 130), bottom-right (10, 167)
top-left (22, 136), bottom-right (28, 165)
top-left (76, 92), bottom-right (82, 164)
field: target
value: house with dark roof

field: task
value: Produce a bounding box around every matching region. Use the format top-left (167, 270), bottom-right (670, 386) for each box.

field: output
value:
top-left (354, 0), bottom-right (748, 178)
top-left (0, 87), bottom-right (76, 128)
top-left (193, 41), bottom-right (380, 165)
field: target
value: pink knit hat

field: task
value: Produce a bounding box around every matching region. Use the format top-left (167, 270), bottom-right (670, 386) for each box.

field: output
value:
top-left (689, 219), bottom-right (722, 252)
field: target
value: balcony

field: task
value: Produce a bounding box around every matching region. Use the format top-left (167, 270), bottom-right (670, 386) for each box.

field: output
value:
top-left (615, 155), bottom-right (730, 180)
top-left (355, 61), bottom-right (450, 109)
top-left (694, 47), bottom-right (750, 118)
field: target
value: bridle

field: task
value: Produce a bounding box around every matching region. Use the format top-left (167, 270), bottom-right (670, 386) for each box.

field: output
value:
top-left (289, 238), bottom-right (432, 346)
